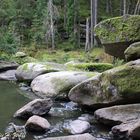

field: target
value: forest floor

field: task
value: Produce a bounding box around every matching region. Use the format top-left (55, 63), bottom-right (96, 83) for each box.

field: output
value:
top-left (22, 47), bottom-right (114, 64)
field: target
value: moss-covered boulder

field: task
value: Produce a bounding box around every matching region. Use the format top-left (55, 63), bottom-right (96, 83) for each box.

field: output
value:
top-left (31, 71), bottom-right (99, 99)
top-left (66, 62), bottom-right (113, 72)
top-left (94, 15), bottom-right (140, 58)
top-left (16, 62), bottom-right (66, 81)
top-left (68, 59), bottom-right (140, 108)
top-left (125, 42), bottom-right (140, 61)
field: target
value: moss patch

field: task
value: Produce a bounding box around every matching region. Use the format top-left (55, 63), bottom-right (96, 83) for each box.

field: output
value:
top-left (101, 64), bottom-right (140, 99)
top-left (67, 63), bottom-right (113, 72)
top-left (125, 42), bottom-right (140, 61)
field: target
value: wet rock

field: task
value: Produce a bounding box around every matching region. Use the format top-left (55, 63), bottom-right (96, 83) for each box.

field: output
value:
top-left (94, 104), bottom-right (140, 126)
top-left (5, 123), bottom-right (26, 140)
top-left (0, 61), bottom-right (19, 72)
top-left (94, 15), bottom-right (140, 58)
top-left (42, 133), bottom-right (96, 140)
top-left (16, 62), bottom-right (66, 81)
top-left (25, 115), bottom-right (50, 132)
top-left (111, 119), bottom-right (140, 139)
top-left (0, 70), bottom-right (16, 80)
top-left (31, 71), bottom-right (97, 99)
top-left (14, 99), bottom-right (53, 119)
top-left (64, 120), bottom-right (90, 134)
top-left (69, 60), bottom-right (140, 107)
top-left (78, 114), bottom-right (95, 124)
top-left (124, 42), bottom-right (140, 61)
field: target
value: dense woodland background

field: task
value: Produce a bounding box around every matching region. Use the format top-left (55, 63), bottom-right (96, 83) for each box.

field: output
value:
top-left (0, 0), bottom-right (140, 54)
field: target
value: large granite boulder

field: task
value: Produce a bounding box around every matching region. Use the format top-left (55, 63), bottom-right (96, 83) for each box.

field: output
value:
top-left (31, 71), bottom-right (98, 99)
top-left (94, 15), bottom-right (140, 58)
top-left (94, 104), bottom-right (140, 139)
top-left (0, 61), bottom-right (19, 72)
top-left (25, 115), bottom-right (50, 132)
top-left (124, 42), bottom-right (140, 61)
top-left (42, 133), bottom-right (96, 140)
top-left (69, 59), bottom-right (140, 108)
top-left (16, 62), bottom-right (66, 81)
top-left (14, 99), bottom-right (53, 119)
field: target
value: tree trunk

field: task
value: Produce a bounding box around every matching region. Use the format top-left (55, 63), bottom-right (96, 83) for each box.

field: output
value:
top-left (92, 0), bottom-right (98, 46)
top-left (63, 0), bottom-right (67, 29)
top-left (134, 0), bottom-right (140, 14)
top-left (74, 0), bottom-right (80, 48)
top-left (49, 0), bottom-right (55, 49)
top-left (123, 0), bottom-right (127, 15)
top-left (85, 18), bottom-right (90, 52)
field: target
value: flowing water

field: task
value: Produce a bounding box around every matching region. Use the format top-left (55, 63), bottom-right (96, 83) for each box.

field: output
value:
top-left (0, 81), bottom-right (110, 140)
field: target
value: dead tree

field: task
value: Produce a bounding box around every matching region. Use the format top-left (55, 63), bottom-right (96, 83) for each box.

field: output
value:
top-left (85, 18), bottom-right (90, 52)
top-left (134, 0), bottom-right (140, 14)
top-left (44, 0), bottom-right (59, 49)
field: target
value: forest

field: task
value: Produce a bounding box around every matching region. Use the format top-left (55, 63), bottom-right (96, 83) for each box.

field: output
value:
top-left (0, 0), bottom-right (140, 140)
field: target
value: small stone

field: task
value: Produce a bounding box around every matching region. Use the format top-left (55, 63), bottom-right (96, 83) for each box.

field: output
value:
top-left (64, 120), bottom-right (90, 134)
top-left (25, 115), bottom-right (50, 132)
top-left (14, 99), bottom-right (53, 119)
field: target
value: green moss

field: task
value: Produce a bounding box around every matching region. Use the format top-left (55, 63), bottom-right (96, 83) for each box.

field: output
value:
top-left (101, 64), bottom-right (140, 99)
top-left (22, 63), bottom-right (29, 71)
top-left (67, 63), bottom-right (113, 72)
top-left (94, 15), bottom-right (140, 44)
top-left (86, 72), bottom-right (99, 78)
top-left (125, 42), bottom-right (140, 61)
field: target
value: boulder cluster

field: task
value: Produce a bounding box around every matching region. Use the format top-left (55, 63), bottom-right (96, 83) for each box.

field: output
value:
top-left (0, 15), bottom-right (140, 140)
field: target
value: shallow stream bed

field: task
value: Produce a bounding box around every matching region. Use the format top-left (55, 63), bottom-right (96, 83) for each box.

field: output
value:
top-left (0, 81), bottom-right (111, 140)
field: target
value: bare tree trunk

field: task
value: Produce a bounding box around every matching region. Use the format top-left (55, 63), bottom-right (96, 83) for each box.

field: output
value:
top-left (49, 0), bottom-right (55, 49)
top-left (91, 0), bottom-right (98, 48)
top-left (63, 0), bottom-right (67, 29)
top-left (134, 0), bottom-right (140, 14)
top-left (85, 18), bottom-right (90, 52)
top-left (123, 0), bottom-right (127, 15)
top-left (90, 0), bottom-right (94, 49)
top-left (106, 0), bottom-right (110, 14)
top-left (74, 0), bottom-right (80, 48)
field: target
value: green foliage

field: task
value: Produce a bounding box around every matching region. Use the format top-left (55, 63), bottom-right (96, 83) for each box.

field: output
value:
top-left (0, 27), bottom-right (20, 54)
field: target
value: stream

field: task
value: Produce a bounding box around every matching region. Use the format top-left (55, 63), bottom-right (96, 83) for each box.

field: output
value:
top-left (0, 81), bottom-right (111, 140)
